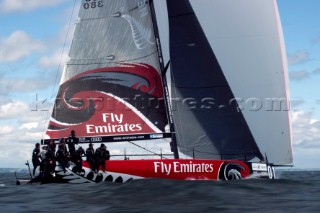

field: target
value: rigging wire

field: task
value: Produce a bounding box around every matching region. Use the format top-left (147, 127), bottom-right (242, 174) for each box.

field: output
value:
top-left (127, 141), bottom-right (168, 159)
top-left (177, 144), bottom-right (260, 159)
top-left (41, 0), bottom-right (77, 139)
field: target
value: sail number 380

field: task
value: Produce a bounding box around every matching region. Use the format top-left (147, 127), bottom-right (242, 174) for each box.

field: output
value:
top-left (83, 0), bottom-right (103, 9)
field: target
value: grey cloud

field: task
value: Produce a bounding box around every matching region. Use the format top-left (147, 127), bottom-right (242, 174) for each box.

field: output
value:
top-left (0, 96), bottom-right (13, 105)
top-left (312, 35), bottom-right (320, 44)
top-left (289, 70), bottom-right (310, 81)
top-left (0, 31), bottom-right (44, 63)
top-left (289, 68), bottom-right (320, 82)
top-left (298, 139), bottom-right (320, 149)
top-left (287, 51), bottom-right (310, 65)
top-left (291, 111), bottom-right (320, 150)
top-left (0, 0), bottom-right (68, 13)
top-left (312, 68), bottom-right (320, 75)
top-left (290, 98), bottom-right (305, 108)
top-left (0, 77), bottom-right (53, 95)
top-left (297, 121), bottom-right (320, 148)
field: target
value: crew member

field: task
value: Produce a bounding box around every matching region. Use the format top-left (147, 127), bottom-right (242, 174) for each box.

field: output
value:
top-left (66, 130), bottom-right (78, 162)
top-left (45, 139), bottom-right (56, 176)
top-left (39, 146), bottom-right (47, 174)
top-left (56, 142), bottom-right (69, 173)
top-left (75, 146), bottom-right (85, 174)
top-left (32, 143), bottom-right (41, 176)
top-left (86, 143), bottom-right (95, 172)
top-left (94, 143), bottom-right (110, 172)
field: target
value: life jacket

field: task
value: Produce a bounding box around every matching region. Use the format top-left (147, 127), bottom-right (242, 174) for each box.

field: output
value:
top-left (86, 148), bottom-right (95, 161)
top-left (66, 135), bottom-right (78, 154)
top-left (32, 148), bottom-right (40, 159)
top-left (40, 150), bottom-right (47, 160)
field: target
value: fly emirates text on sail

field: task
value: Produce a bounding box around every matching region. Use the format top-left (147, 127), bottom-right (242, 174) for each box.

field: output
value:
top-left (86, 113), bottom-right (142, 134)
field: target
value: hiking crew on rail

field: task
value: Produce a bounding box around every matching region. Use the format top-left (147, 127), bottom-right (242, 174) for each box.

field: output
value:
top-left (32, 130), bottom-right (111, 180)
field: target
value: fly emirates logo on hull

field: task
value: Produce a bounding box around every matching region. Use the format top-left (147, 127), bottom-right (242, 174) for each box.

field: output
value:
top-left (86, 113), bottom-right (142, 134)
top-left (154, 161), bottom-right (214, 175)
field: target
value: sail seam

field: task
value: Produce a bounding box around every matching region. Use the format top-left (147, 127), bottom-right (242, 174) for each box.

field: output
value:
top-left (66, 51), bottom-right (158, 65)
top-left (79, 17), bottom-right (111, 21)
top-left (169, 12), bottom-right (195, 19)
top-left (172, 86), bottom-right (232, 89)
top-left (128, 0), bottom-right (149, 13)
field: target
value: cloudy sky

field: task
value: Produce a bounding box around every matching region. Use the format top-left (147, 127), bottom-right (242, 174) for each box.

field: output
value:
top-left (0, 0), bottom-right (319, 169)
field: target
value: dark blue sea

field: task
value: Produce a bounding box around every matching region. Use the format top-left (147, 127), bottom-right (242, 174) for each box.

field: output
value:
top-left (0, 169), bottom-right (319, 212)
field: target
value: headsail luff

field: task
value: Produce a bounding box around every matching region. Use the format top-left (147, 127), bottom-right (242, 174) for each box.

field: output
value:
top-left (44, 0), bottom-right (170, 142)
top-left (167, 0), bottom-right (263, 161)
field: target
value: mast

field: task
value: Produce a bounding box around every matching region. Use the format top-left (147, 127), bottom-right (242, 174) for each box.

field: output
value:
top-left (149, 0), bottom-right (179, 159)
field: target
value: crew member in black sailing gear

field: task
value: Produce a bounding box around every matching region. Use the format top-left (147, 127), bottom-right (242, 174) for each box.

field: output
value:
top-left (94, 143), bottom-right (110, 173)
top-left (56, 142), bottom-right (69, 173)
top-left (86, 143), bottom-right (95, 172)
top-left (66, 130), bottom-right (78, 162)
top-left (39, 146), bottom-right (47, 175)
top-left (32, 143), bottom-right (41, 176)
top-left (45, 139), bottom-right (56, 177)
top-left (75, 146), bottom-right (85, 174)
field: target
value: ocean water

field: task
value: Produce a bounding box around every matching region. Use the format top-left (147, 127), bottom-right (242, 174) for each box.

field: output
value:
top-left (0, 169), bottom-right (319, 212)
